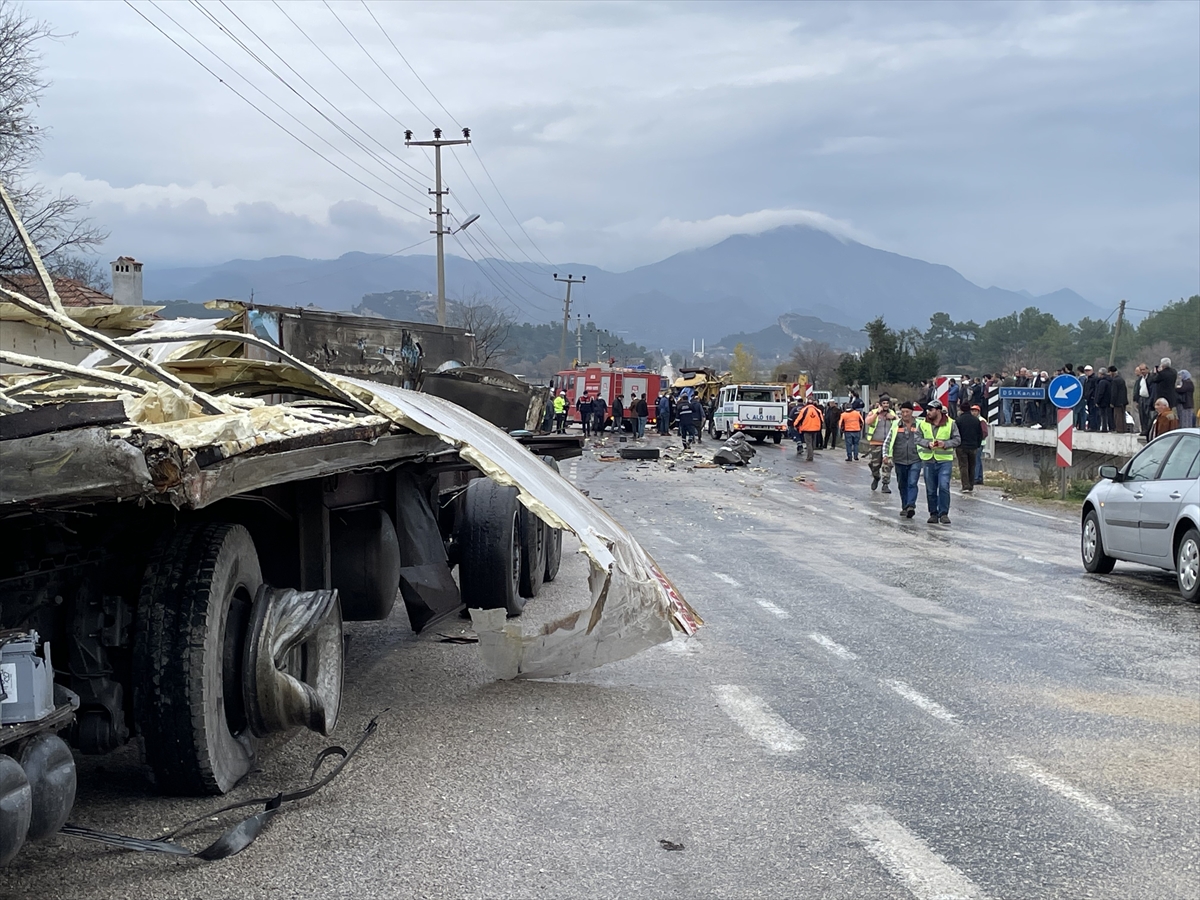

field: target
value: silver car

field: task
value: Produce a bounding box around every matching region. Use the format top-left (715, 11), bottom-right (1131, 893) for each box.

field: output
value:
top-left (1080, 428), bottom-right (1200, 602)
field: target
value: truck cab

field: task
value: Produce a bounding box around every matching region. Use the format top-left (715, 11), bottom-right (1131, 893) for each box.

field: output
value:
top-left (713, 384), bottom-right (788, 444)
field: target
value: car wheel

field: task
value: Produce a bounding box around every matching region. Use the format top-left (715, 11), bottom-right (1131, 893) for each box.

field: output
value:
top-left (1081, 509), bottom-right (1116, 574)
top-left (1176, 527), bottom-right (1200, 603)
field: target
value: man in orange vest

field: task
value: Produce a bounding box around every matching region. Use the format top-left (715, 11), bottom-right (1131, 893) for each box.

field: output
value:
top-left (839, 405), bottom-right (865, 461)
top-left (794, 399), bottom-right (824, 461)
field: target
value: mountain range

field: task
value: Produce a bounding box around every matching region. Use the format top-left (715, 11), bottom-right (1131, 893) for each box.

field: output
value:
top-left (143, 225), bottom-right (1107, 351)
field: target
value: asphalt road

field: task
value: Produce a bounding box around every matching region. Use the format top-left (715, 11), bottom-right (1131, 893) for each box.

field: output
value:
top-left (5, 431), bottom-right (1198, 899)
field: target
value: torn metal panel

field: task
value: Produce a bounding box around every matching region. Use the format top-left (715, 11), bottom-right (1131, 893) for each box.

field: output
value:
top-left (0, 427), bottom-right (154, 506)
top-left (421, 366), bottom-right (548, 432)
top-left (339, 377), bottom-right (701, 679)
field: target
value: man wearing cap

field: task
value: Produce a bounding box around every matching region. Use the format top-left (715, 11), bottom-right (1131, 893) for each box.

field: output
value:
top-left (864, 394), bottom-right (897, 493)
top-left (916, 400), bottom-right (961, 525)
top-left (577, 392), bottom-right (594, 437)
top-left (1108, 366), bottom-right (1128, 433)
top-left (884, 401), bottom-right (921, 518)
top-left (954, 402), bottom-right (984, 493)
top-left (553, 391), bottom-right (568, 434)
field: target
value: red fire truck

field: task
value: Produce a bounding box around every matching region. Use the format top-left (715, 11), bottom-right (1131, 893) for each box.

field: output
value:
top-left (552, 366), bottom-right (664, 428)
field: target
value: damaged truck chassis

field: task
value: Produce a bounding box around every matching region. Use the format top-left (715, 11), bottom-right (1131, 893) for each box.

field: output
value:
top-left (1, 389), bottom-right (581, 864)
top-left (0, 183), bottom-right (695, 866)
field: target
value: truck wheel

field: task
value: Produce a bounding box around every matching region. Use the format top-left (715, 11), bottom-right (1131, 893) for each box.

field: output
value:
top-left (518, 503), bottom-right (545, 599)
top-left (541, 456), bottom-right (564, 583)
top-left (460, 479), bottom-right (524, 616)
top-left (0, 756), bottom-right (31, 866)
top-left (1081, 510), bottom-right (1116, 575)
top-left (134, 523), bottom-right (262, 795)
top-left (753, 434), bottom-right (765, 444)
top-left (772, 433), bottom-right (782, 444)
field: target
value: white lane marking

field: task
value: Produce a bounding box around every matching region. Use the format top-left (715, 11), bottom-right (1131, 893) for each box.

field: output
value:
top-left (713, 685), bottom-right (805, 755)
top-left (714, 572), bottom-right (739, 586)
top-left (652, 530), bottom-right (680, 545)
top-left (974, 565), bottom-right (1029, 584)
top-left (845, 804), bottom-right (989, 900)
top-left (683, 553), bottom-right (704, 564)
top-left (966, 493), bottom-right (1062, 521)
top-left (883, 679), bottom-right (958, 723)
top-left (756, 599), bottom-right (790, 619)
top-left (808, 633), bottom-right (858, 660)
top-left (1008, 756), bottom-right (1132, 831)
top-left (1016, 554), bottom-right (1057, 566)
top-left (831, 514), bottom-right (853, 524)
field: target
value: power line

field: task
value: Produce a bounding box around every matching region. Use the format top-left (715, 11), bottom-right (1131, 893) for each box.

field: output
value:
top-left (208, 0), bottom-right (432, 200)
top-left (320, 0), bottom-right (436, 128)
top-left (270, 0), bottom-right (434, 189)
top-left (127, 1), bottom-right (427, 221)
top-left (359, 0), bottom-right (557, 269)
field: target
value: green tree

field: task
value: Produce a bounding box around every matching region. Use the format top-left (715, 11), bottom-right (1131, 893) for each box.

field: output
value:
top-left (840, 317), bottom-right (938, 387)
top-left (1136, 296), bottom-right (1198, 354)
top-left (730, 342), bottom-right (757, 382)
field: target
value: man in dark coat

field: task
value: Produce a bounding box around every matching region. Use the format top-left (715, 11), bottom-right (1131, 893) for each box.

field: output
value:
top-left (1081, 365), bottom-right (1098, 431)
top-left (611, 394), bottom-right (625, 433)
top-left (954, 406), bottom-right (984, 492)
top-left (592, 395), bottom-right (608, 434)
top-left (577, 392), bottom-right (594, 437)
top-left (1094, 368), bottom-right (1113, 432)
top-left (823, 400), bottom-right (841, 449)
top-left (1108, 366), bottom-right (1129, 433)
top-left (1150, 357), bottom-right (1179, 409)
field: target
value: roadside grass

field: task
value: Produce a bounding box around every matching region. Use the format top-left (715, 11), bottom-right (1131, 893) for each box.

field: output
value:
top-left (983, 470), bottom-right (1094, 503)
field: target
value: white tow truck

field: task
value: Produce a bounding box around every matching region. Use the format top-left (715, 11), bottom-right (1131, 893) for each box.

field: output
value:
top-left (712, 384), bottom-right (789, 444)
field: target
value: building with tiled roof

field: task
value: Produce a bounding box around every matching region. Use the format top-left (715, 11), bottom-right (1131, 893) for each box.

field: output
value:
top-left (0, 272), bottom-right (115, 307)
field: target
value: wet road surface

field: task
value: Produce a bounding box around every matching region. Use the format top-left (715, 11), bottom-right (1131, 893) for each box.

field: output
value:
top-left (6, 433), bottom-right (1198, 899)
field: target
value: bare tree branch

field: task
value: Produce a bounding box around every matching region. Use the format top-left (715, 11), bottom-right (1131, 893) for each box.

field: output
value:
top-left (789, 340), bottom-right (840, 388)
top-left (449, 293), bottom-right (515, 367)
top-left (0, 2), bottom-right (107, 276)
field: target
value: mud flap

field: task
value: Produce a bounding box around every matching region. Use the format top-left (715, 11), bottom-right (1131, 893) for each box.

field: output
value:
top-left (394, 470), bottom-right (461, 631)
top-left (243, 586), bottom-right (344, 737)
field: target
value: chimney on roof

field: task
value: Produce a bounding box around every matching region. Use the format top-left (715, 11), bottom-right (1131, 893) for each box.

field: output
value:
top-left (111, 256), bottom-right (143, 306)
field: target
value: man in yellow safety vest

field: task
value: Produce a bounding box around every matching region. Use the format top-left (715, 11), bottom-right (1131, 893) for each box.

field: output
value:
top-left (916, 399), bottom-right (961, 525)
top-left (553, 391), bottom-right (568, 434)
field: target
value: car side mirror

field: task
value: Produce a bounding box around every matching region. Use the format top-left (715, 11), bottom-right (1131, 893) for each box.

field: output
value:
top-left (1098, 465), bottom-right (1119, 481)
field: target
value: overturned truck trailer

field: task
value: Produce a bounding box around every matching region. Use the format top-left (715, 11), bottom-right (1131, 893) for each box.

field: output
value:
top-left (0, 252), bottom-right (697, 867)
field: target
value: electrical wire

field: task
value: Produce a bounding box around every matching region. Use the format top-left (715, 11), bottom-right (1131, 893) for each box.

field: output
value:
top-left (209, 0), bottom-right (432, 199)
top-left (127, 1), bottom-right (427, 222)
top-left (359, 0), bottom-right (558, 269)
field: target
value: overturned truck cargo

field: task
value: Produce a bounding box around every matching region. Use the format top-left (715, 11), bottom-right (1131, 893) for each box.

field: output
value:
top-left (0, 241), bottom-right (697, 867)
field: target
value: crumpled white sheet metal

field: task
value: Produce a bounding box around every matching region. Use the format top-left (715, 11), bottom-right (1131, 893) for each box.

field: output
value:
top-left (338, 376), bottom-right (700, 680)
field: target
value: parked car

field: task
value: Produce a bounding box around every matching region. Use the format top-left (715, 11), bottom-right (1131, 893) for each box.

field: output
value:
top-left (1080, 428), bottom-right (1200, 601)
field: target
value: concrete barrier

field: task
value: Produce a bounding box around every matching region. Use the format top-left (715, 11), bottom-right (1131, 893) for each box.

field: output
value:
top-left (988, 426), bottom-right (1141, 481)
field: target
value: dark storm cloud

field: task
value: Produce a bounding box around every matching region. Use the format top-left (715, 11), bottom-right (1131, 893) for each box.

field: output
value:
top-left (25, 0), bottom-right (1200, 305)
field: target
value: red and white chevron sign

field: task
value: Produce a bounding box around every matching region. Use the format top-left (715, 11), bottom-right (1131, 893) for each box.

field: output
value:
top-left (1056, 408), bottom-right (1072, 468)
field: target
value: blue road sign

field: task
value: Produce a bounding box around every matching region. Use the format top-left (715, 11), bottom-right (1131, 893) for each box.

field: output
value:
top-left (1048, 373), bottom-right (1084, 409)
top-left (999, 386), bottom-right (1045, 400)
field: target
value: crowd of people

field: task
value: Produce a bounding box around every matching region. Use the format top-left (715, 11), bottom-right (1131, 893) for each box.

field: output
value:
top-left (786, 392), bottom-right (987, 526)
top-left (925, 358), bottom-right (1194, 439)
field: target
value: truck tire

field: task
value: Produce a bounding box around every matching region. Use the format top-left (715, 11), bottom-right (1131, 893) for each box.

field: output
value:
top-left (753, 433), bottom-right (765, 444)
top-left (772, 432), bottom-right (782, 444)
top-left (541, 456), bottom-right (563, 583)
top-left (519, 503), bottom-right (545, 599)
top-left (133, 523), bottom-right (262, 795)
top-left (0, 756), bottom-right (31, 866)
top-left (459, 478), bottom-right (524, 616)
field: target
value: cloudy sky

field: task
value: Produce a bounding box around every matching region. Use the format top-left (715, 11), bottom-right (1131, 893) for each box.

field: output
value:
top-left (26, 0), bottom-right (1200, 307)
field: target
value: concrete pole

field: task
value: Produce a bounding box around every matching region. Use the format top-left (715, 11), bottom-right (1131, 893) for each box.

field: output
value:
top-left (555, 273), bottom-right (586, 370)
top-left (433, 143), bottom-right (446, 327)
top-left (1108, 299), bottom-right (1126, 368)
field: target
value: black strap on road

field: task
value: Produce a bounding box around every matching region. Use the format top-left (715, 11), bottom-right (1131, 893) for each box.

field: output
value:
top-left (60, 715), bottom-right (380, 861)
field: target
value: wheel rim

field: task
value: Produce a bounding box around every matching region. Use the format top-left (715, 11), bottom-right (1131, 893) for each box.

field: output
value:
top-left (222, 584), bottom-right (254, 737)
top-left (1179, 538), bottom-right (1199, 593)
top-left (1082, 518), bottom-right (1098, 563)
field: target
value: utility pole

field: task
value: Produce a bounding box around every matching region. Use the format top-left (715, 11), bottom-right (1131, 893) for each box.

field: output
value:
top-left (555, 272), bottom-right (586, 371)
top-left (406, 128), bottom-right (471, 327)
top-left (1108, 299), bottom-right (1126, 368)
top-left (575, 314), bottom-right (583, 367)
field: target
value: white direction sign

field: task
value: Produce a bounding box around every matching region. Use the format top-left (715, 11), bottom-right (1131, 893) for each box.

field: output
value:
top-left (1048, 373), bottom-right (1083, 410)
